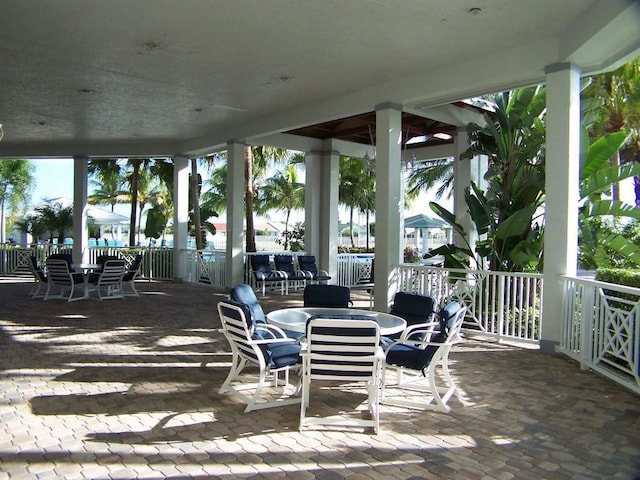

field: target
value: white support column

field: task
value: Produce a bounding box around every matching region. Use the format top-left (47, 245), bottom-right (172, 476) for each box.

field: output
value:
top-left (304, 150), bottom-right (322, 258)
top-left (453, 127), bottom-right (474, 254)
top-left (173, 155), bottom-right (189, 281)
top-left (72, 156), bottom-right (88, 263)
top-left (374, 103), bottom-right (403, 311)
top-left (318, 144), bottom-right (340, 280)
top-left (226, 142), bottom-right (246, 288)
top-left (542, 62), bottom-right (581, 353)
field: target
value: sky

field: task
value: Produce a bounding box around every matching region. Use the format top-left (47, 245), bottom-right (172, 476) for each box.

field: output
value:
top-left (30, 158), bottom-right (74, 204)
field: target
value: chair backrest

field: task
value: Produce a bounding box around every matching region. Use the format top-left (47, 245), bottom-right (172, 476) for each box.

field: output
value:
top-left (273, 255), bottom-right (296, 275)
top-left (30, 255), bottom-right (46, 280)
top-left (45, 258), bottom-right (74, 285)
top-left (305, 318), bottom-right (380, 382)
top-left (129, 253), bottom-right (143, 271)
top-left (98, 259), bottom-right (126, 285)
top-left (96, 254), bottom-right (120, 266)
top-left (390, 292), bottom-right (436, 327)
top-left (250, 255), bottom-right (272, 276)
top-left (434, 301), bottom-right (466, 343)
top-left (297, 255), bottom-right (318, 275)
top-left (303, 284), bottom-right (350, 308)
top-left (229, 283), bottom-right (266, 323)
top-left (217, 300), bottom-right (265, 368)
top-left (417, 301), bottom-right (466, 368)
top-left (48, 253), bottom-right (74, 270)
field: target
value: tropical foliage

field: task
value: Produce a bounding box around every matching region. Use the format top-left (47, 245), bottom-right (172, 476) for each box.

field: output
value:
top-left (578, 131), bottom-right (640, 268)
top-left (33, 200), bottom-right (74, 243)
top-left (428, 86), bottom-right (547, 272)
top-left (339, 157), bottom-right (375, 249)
top-left (0, 159), bottom-right (34, 243)
top-left (259, 164), bottom-right (304, 250)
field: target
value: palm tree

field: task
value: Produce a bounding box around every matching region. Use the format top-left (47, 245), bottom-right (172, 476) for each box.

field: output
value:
top-left (259, 164), bottom-right (305, 250)
top-left (202, 161), bottom-right (228, 215)
top-left (14, 213), bottom-right (48, 244)
top-left (87, 161), bottom-right (128, 212)
top-left (406, 157), bottom-right (454, 200)
top-left (0, 159), bottom-right (35, 243)
top-left (36, 200), bottom-right (74, 243)
top-left (339, 157), bottom-right (375, 249)
top-left (582, 58), bottom-right (640, 203)
top-left (244, 146), bottom-right (289, 252)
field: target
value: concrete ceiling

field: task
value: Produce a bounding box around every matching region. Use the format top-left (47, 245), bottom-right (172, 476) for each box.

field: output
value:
top-left (1, 0), bottom-right (639, 158)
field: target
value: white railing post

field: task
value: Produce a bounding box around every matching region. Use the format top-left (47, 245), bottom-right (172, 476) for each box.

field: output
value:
top-left (580, 283), bottom-right (595, 371)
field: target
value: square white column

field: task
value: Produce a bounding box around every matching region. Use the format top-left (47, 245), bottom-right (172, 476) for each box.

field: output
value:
top-left (542, 62), bottom-right (581, 352)
top-left (173, 155), bottom-right (189, 281)
top-left (226, 142), bottom-right (247, 288)
top-left (72, 156), bottom-right (88, 263)
top-left (374, 103), bottom-right (403, 311)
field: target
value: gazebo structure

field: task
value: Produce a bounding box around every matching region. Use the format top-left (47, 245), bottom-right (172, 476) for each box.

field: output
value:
top-left (1, 1), bottom-right (640, 358)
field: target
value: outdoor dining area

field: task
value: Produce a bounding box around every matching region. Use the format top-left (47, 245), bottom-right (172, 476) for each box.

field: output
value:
top-left (1, 277), bottom-right (638, 479)
top-left (29, 252), bottom-right (143, 301)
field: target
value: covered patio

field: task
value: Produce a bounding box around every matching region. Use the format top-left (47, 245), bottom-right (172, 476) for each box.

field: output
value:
top-left (1, 277), bottom-right (638, 478)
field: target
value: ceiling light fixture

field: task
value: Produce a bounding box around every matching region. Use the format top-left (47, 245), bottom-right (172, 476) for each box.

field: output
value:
top-left (143, 40), bottom-right (161, 51)
top-left (468, 7), bottom-right (482, 15)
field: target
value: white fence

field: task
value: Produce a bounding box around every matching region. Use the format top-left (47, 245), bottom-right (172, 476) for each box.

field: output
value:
top-left (0, 244), bottom-right (173, 280)
top-left (559, 276), bottom-right (640, 394)
top-left (397, 265), bottom-right (543, 345)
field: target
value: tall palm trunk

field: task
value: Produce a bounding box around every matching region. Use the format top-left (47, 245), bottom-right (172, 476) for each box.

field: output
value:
top-left (244, 147), bottom-right (256, 252)
top-left (191, 158), bottom-right (203, 250)
top-left (0, 185), bottom-right (7, 244)
top-left (129, 161), bottom-right (141, 247)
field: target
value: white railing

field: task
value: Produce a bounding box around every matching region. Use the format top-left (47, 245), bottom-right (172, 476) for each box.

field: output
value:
top-left (397, 264), bottom-right (543, 345)
top-left (337, 253), bottom-right (374, 286)
top-left (0, 244), bottom-right (174, 280)
top-left (559, 276), bottom-right (640, 394)
top-left (186, 249), bottom-right (227, 288)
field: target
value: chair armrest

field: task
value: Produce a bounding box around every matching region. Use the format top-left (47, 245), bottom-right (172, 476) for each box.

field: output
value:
top-left (255, 323), bottom-right (289, 339)
top-left (251, 337), bottom-right (299, 346)
top-left (398, 321), bottom-right (440, 342)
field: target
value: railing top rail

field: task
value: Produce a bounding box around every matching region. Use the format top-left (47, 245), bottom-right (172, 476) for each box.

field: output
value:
top-left (399, 264), bottom-right (543, 279)
top-left (561, 274), bottom-right (640, 296)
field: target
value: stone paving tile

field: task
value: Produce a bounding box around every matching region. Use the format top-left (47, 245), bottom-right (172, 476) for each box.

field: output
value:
top-left (1, 278), bottom-right (639, 479)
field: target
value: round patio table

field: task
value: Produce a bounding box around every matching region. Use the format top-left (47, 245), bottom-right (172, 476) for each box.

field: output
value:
top-left (266, 307), bottom-right (406, 336)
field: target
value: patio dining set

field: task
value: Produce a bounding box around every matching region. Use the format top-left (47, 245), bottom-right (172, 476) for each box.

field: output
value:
top-left (217, 282), bottom-right (466, 434)
top-left (29, 252), bottom-right (143, 302)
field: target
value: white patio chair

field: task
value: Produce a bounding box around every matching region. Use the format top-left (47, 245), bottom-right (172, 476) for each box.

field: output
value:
top-left (44, 258), bottom-right (87, 302)
top-left (88, 259), bottom-right (126, 300)
top-left (121, 253), bottom-right (143, 297)
top-left (382, 301), bottom-right (467, 413)
top-left (300, 318), bottom-right (383, 434)
top-left (29, 255), bottom-right (48, 298)
top-left (217, 300), bottom-right (302, 412)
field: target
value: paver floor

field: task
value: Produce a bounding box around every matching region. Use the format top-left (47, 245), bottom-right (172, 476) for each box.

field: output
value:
top-left (1, 277), bottom-right (639, 479)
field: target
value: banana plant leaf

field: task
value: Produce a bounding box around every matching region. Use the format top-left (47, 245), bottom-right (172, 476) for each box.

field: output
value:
top-left (466, 183), bottom-right (491, 236)
top-left (581, 163), bottom-right (640, 199)
top-left (429, 202), bottom-right (466, 238)
top-left (584, 199), bottom-right (640, 220)
top-left (601, 233), bottom-right (640, 267)
top-left (495, 204), bottom-right (539, 239)
top-left (144, 207), bottom-right (167, 239)
top-left (581, 131), bottom-right (630, 179)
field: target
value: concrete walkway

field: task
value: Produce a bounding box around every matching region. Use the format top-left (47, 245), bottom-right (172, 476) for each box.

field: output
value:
top-left (0, 277), bottom-right (638, 479)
